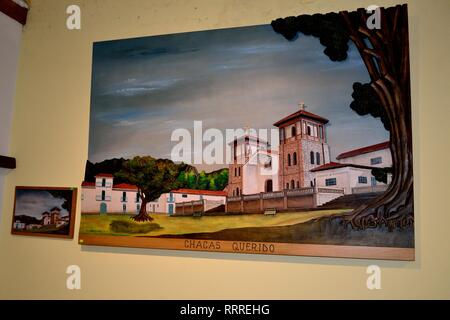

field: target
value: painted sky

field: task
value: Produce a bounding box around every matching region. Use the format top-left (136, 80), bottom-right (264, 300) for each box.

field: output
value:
top-left (88, 24), bottom-right (388, 172)
top-left (14, 190), bottom-right (69, 219)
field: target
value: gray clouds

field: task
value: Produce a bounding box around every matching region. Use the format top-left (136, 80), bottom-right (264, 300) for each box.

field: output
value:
top-left (15, 190), bottom-right (69, 219)
top-left (88, 24), bottom-right (388, 170)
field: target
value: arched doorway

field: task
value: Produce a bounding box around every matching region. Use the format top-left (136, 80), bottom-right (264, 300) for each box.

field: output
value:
top-left (100, 202), bottom-right (107, 214)
top-left (265, 179), bottom-right (273, 192)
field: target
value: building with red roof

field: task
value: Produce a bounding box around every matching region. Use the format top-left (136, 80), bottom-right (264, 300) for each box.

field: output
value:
top-left (273, 102), bottom-right (331, 191)
top-left (81, 173), bottom-right (143, 214)
top-left (310, 141), bottom-right (392, 194)
top-left (81, 174), bottom-right (227, 215)
top-left (336, 141), bottom-right (391, 168)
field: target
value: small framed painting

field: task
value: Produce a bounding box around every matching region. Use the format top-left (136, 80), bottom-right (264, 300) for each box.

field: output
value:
top-left (11, 186), bottom-right (78, 239)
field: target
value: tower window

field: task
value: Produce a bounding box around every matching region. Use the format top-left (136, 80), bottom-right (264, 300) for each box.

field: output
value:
top-left (235, 167), bottom-right (237, 177)
top-left (291, 180), bottom-right (295, 189)
top-left (316, 152), bottom-right (320, 165)
top-left (296, 181), bottom-right (300, 188)
top-left (291, 126), bottom-right (297, 137)
top-left (288, 154), bottom-right (291, 166)
top-left (293, 152), bottom-right (297, 165)
top-left (310, 151), bottom-right (315, 165)
top-left (238, 167), bottom-right (241, 176)
top-left (307, 126), bottom-right (311, 136)
top-left (286, 183), bottom-right (289, 189)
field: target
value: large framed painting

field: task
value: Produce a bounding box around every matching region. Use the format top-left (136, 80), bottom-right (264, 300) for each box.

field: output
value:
top-left (79, 4), bottom-right (414, 260)
top-left (12, 186), bottom-right (77, 239)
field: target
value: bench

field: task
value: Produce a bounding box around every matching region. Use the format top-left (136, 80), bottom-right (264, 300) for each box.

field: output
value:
top-left (264, 209), bottom-right (277, 215)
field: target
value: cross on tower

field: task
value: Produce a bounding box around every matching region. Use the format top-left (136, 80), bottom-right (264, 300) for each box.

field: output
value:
top-left (299, 101), bottom-right (307, 110)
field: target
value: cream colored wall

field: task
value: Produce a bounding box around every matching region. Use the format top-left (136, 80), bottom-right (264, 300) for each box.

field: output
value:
top-left (0, 0), bottom-right (449, 299)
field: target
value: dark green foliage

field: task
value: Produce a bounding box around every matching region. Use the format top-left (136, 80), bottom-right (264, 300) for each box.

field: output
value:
top-left (46, 189), bottom-right (73, 212)
top-left (84, 158), bottom-right (127, 183)
top-left (271, 12), bottom-right (350, 61)
top-left (116, 156), bottom-right (187, 202)
top-left (371, 167), bottom-right (393, 184)
top-left (13, 215), bottom-right (41, 225)
top-left (86, 157), bottom-right (228, 196)
top-left (350, 82), bottom-right (390, 130)
top-left (110, 220), bottom-right (161, 234)
top-left (271, 13), bottom-right (389, 131)
top-left (176, 168), bottom-right (229, 191)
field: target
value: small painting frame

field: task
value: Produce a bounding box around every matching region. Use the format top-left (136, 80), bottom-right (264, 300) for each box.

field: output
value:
top-left (11, 186), bottom-right (78, 239)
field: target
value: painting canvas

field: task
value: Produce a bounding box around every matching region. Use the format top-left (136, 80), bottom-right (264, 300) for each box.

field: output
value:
top-left (79, 4), bottom-right (414, 260)
top-left (12, 187), bottom-right (77, 238)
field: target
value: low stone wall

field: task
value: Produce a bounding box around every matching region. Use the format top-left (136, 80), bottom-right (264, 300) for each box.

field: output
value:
top-left (226, 187), bottom-right (344, 213)
top-left (352, 185), bottom-right (388, 194)
top-left (174, 200), bottom-right (224, 216)
top-left (174, 200), bottom-right (204, 216)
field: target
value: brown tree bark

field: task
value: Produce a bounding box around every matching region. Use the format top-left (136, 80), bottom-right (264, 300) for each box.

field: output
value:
top-left (340, 5), bottom-right (414, 230)
top-left (131, 192), bottom-right (154, 222)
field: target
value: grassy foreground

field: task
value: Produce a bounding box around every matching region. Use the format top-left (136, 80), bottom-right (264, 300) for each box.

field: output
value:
top-left (79, 209), bottom-right (350, 237)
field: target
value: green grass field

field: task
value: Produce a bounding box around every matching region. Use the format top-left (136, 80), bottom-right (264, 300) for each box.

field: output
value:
top-left (79, 209), bottom-right (350, 237)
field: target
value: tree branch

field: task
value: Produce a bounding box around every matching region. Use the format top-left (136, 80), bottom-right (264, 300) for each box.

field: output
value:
top-left (340, 10), bottom-right (381, 81)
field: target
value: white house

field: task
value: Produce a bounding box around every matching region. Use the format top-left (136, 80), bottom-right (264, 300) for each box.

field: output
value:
top-left (336, 141), bottom-right (392, 167)
top-left (311, 141), bottom-right (392, 194)
top-left (13, 221), bottom-right (26, 230)
top-left (311, 162), bottom-right (381, 194)
top-left (81, 174), bottom-right (227, 215)
top-left (81, 173), bottom-right (142, 214)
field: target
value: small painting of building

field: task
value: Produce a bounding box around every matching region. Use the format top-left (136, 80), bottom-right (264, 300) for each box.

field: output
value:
top-left (12, 187), bottom-right (76, 238)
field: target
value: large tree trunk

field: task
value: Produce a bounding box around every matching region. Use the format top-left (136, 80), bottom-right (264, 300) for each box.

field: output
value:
top-left (340, 5), bottom-right (414, 230)
top-left (131, 196), bottom-right (153, 222)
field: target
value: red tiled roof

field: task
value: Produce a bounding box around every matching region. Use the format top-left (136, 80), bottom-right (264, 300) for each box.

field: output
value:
top-left (81, 181), bottom-right (95, 187)
top-left (336, 141), bottom-right (390, 160)
top-left (171, 188), bottom-right (227, 196)
top-left (95, 173), bottom-right (114, 178)
top-left (274, 109), bottom-right (329, 127)
top-left (311, 162), bottom-right (375, 172)
top-left (113, 183), bottom-right (139, 191)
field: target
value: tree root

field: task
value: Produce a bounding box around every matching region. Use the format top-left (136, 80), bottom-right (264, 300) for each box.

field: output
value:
top-left (342, 186), bottom-right (414, 231)
top-left (131, 213), bottom-right (154, 222)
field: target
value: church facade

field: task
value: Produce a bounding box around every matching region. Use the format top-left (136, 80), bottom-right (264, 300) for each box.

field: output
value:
top-left (274, 103), bottom-right (331, 190)
top-left (227, 103), bottom-right (390, 198)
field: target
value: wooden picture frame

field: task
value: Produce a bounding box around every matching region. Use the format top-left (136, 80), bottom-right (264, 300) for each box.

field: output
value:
top-left (79, 4), bottom-right (415, 260)
top-left (12, 186), bottom-right (77, 239)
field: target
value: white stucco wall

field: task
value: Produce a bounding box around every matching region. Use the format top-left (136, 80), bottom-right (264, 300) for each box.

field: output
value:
top-left (242, 151), bottom-right (279, 195)
top-left (314, 167), bottom-right (383, 194)
top-left (81, 186), bottom-right (141, 213)
top-left (0, 12), bottom-right (23, 224)
top-left (339, 148), bottom-right (392, 167)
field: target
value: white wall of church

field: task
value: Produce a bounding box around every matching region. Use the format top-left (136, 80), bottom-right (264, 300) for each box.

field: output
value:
top-left (302, 140), bottom-right (330, 187)
top-left (242, 152), bottom-right (279, 195)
